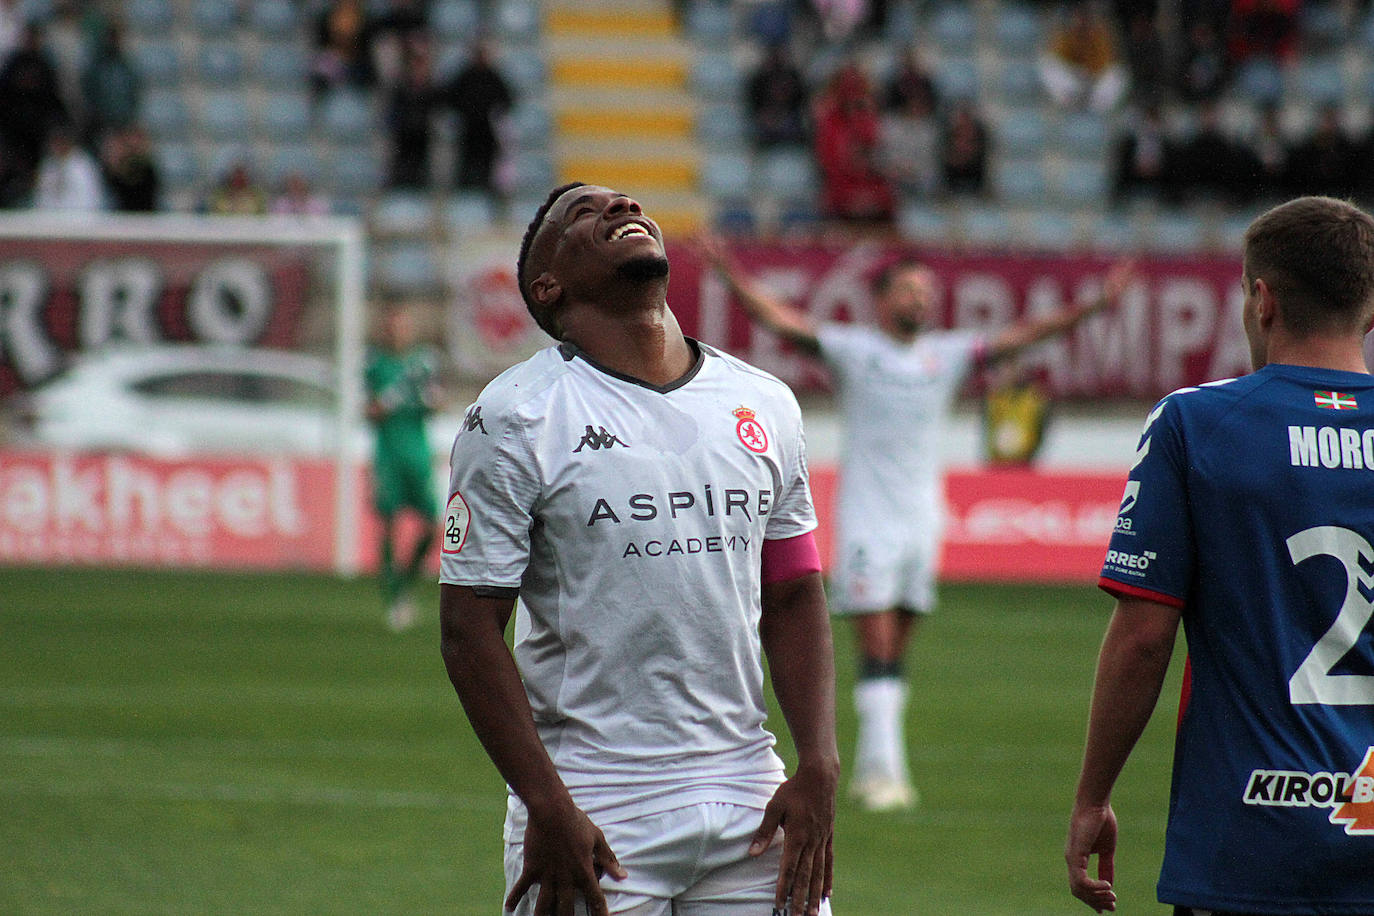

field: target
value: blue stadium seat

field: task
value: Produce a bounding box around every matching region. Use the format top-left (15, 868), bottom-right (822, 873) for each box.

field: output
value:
top-left (444, 192), bottom-right (495, 232)
top-left (935, 57), bottom-right (980, 102)
top-left (201, 92), bottom-right (252, 140)
top-left (778, 198), bottom-right (820, 233)
top-left (713, 198), bottom-right (757, 235)
top-left (686, 1), bottom-right (734, 43)
top-left (897, 201), bottom-right (951, 242)
top-left (1293, 56), bottom-right (1345, 106)
top-left (883, 2), bottom-right (919, 45)
top-left (755, 146), bottom-right (816, 198)
top-left (1302, 2), bottom-right (1346, 48)
top-left (998, 59), bottom-right (1041, 104)
top-left (256, 41), bottom-right (309, 88)
top-left (691, 51), bottom-right (740, 102)
top-left (700, 150), bottom-right (752, 198)
top-left (329, 149), bottom-right (385, 196)
top-left (132, 39), bottom-right (181, 83)
top-left (1053, 157), bottom-right (1109, 204)
top-left (963, 206), bottom-right (1014, 247)
top-left (372, 191), bottom-right (436, 236)
top-left (930, 4), bottom-right (977, 53)
top-left (496, 0), bottom-right (540, 42)
top-left (261, 90), bottom-right (312, 141)
top-left (696, 102), bottom-right (746, 146)
top-left (156, 143), bottom-right (200, 189)
top-left (193, 0), bottom-right (239, 36)
top-left (432, 0), bottom-right (481, 42)
top-left (1151, 212), bottom-right (1206, 253)
top-left (376, 242), bottom-right (441, 295)
top-left (994, 4), bottom-right (1042, 56)
top-left (141, 90), bottom-right (190, 139)
top-left (507, 104), bottom-right (551, 148)
top-left (127, 0), bottom-right (174, 35)
top-left (995, 158), bottom-right (1048, 204)
top-left (510, 150), bottom-right (555, 194)
top-left (748, 2), bottom-right (791, 45)
top-left (318, 89), bottom-right (373, 142)
top-left (500, 53), bottom-right (547, 97)
top-left (1235, 57), bottom-right (1283, 104)
top-left (249, 0), bottom-right (298, 38)
top-left (1025, 210), bottom-right (1077, 249)
top-left (1057, 112), bottom-right (1109, 156)
top-left (268, 144), bottom-right (320, 184)
top-left (999, 108), bottom-right (1048, 157)
top-left (1218, 212), bottom-right (1252, 252)
top-left (197, 42), bottom-right (245, 86)
top-left (1090, 211), bottom-right (1144, 252)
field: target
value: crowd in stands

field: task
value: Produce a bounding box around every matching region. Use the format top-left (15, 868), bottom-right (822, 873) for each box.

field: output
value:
top-left (0, 0), bottom-right (515, 216)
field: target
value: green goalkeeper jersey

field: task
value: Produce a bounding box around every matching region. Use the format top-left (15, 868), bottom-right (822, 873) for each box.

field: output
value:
top-left (365, 344), bottom-right (437, 468)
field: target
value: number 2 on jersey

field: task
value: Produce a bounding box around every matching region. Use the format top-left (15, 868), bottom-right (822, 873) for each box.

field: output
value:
top-left (1287, 525), bottom-right (1374, 705)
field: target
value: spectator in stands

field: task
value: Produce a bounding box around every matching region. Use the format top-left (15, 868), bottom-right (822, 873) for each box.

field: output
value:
top-left (386, 40), bottom-right (438, 188)
top-left (1236, 102), bottom-right (1292, 203)
top-left (880, 76), bottom-right (941, 198)
top-left (1039, 1), bottom-right (1127, 113)
top-left (311, 0), bottom-right (376, 96)
top-left (270, 171), bottom-right (331, 217)
top-left (0, 23), bottom-right (68, 184)
top-left (814, 60), bottom-right (895, 223)
top-left (370, 0), bottom-right (428, 87)
top-left (80, 23), bottom-right (139, 145)
top-left (1228, 0), bottom-right (1301, 65)
top-left (1287, 104), bottom-right (1359, 200)
top-left (883, 45), bottom-right (937, 115)
top-left (745, 43), bottom-right (810, 150)
top-left (207, 160), bottom-right (268, 215)
top-left (100, 125), bottom-right (159, 212)
top-left (1175, 19), bottom-right (1229, 102)
top-left (939, 101), bottom-right (989, 197)
top-left (1111, 102), bottom-right (1175, 206)
top-left (1120, 10), bottom-right (1167, 106)
top-left (1171, 101), bottom-right (1248, 204)
top-left (0, 0), bottom-right (22, 62)
top-left (444, 39), bottom-right (514, 201)
top-left (32, 124), bottom-right (106, 212)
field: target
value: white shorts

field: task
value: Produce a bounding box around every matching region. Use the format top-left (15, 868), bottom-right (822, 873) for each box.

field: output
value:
top-left (829, 522), bottom-right (939, 616)
top-left (502, 802), bottom-right (834, 916)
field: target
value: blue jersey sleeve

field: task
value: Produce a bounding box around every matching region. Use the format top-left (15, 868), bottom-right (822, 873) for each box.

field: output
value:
top-left (1099, 396), bottom-right (1192, 607)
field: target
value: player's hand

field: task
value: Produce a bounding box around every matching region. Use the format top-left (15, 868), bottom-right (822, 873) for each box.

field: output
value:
top-left (1099, 259), bottom-right (1138, 310)
top-left (506, 801), bottom-right (626, 916)
top-left (751, 760), bottom-right (837, 916)
top-left (690, 232), bottom-right (733, 272)
top-left (1065, 801), bottom-right (1118, 912)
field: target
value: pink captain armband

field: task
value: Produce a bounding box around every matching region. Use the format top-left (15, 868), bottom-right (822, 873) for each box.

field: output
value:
top-left (761, 531), bottom-right (822, 585)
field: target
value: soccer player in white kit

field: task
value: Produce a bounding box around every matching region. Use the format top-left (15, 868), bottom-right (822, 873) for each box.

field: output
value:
top-left (700, 237), bottom-right (1132, 811)
top-left (440, 184), bottom-right (839, 916)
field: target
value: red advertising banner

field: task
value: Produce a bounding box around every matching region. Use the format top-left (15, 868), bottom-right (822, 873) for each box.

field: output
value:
top-left (0, 239), bottom-right (311, 396)
top-left (810, 464), bottom-right (1124, 584)
top-left (664, 241), bottom-right (1249, 400)
top-left (0, 450), bottom-right (341, 570)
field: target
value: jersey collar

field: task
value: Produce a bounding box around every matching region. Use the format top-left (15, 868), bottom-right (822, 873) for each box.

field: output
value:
top-left (558, 337), bottom-right (706, 394)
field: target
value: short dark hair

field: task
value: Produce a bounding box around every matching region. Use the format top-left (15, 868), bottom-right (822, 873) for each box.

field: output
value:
top-left (1244, 196), bottom-right (1374, 337)
top-left (517, 181), bottom-right (585, 339)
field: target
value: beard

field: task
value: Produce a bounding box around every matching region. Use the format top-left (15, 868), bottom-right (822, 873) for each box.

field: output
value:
top-left (615, 253), bottom-right (670, 284)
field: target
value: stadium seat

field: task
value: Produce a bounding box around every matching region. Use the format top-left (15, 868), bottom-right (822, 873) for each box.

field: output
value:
top-left (141, 90), bottom-right (190, 139)
top-left (249, 0), bottom-right (297, 38)
top-left (691, 51), bottom-right (740, 102)
top-left (1025, 210), bottom-right (1078, 249)
top-left (193, 0), bottom-right (239, 36)
top-left (686, 1), bottom-right (734, 43)
top-left (994, 4), bottom-right (1042, 56)
top-left (713, 198), bottom-right (757, 235)
top-left (995, 157), bottom-right (1049, 204)
top-left (935, 57), bottom-right (980, 101)
top-left (329, 148), bottom-right (385, 196)
top-left (510, 150), bottom-right (555, 194)
top-left (318, 89), bottom-right (373, 142)
top-left (696, 102), bottom-right (747, 146)
top-left (1150, 212), bottom-right (1206, 253)
top-left (1057, 112), bottom-right (1109, 156)
top-left (756, 146), bottom-right (816, 199)
top-left (748, 2), bottom-right (791, 45)
top-left (261, 90), bottom-right (312, 141)
top-left (197, 42), bottom-right (245, 86)
top-left (998, 60), bottom-right (1042, 104)
top-left (1090, 211), bottom-right (1144, 252)
top-left (156, 142), bottom-right (201, 189)
top-left (1218, 212), bottom-right (1253, 252)
top-left (201, 92), bottom-right (253, 140)
top-left (376, 242), bottom-right (441, 295)
top-left (256, 41), bottom-right (309, 88)
top-left (1235, 58), bottom-right (1283, 105)
top-left (372, 191), bottom-right (436, 236)
top-left (1302, 1), bottom-right (1346, 48)
top-left (127, 0), bottom-right (174, 35)
top-left (268, 143), bottom-right (320, 184)
top-left (1053, 157), bottom-right (1109, 204)
top-left (432, 0), bottom-right (481, 42)
top-left (20, 0), bottom-right (54, 23)
top-left (444, 192), bottom-right (494, 232)
top-left (999, 108), bottom-right (1048, 157)
top-left (778, 198), bottom-right (820, 233)
top-left (897, 201), bottom-right (951, 242)
top-left (883, 2), bottom-right (919, 45)
top-left (507, 104), bottom-right (552, 148)
top-left (500, 53), bottom-right (547, 98)
top-left (700, 150), bottom-right (753, 198)
top-left (1293, 56), bottom-right (1345, 106)
top-left (132, 39), bottom-right (181, 83)
top-left (963, 206), bottom-right (1014, 247)
top-left (496, 0), bottom-right (540, 42)
top-left (930, 4), bottom-right (977, 53)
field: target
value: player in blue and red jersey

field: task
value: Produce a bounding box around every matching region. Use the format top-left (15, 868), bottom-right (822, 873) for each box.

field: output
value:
top-left (1067, 196), bottom-right (1374, 915)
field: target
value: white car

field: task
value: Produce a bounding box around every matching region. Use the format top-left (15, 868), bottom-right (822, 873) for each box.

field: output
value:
top-left (5, 346), bottom-right (456, 459)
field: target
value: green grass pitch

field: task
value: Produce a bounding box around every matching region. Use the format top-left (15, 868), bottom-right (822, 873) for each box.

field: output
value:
top-left (0, 567), bottom-right (1183, 914)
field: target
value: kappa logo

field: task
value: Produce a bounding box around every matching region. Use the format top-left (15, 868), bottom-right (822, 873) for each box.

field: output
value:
top-left (574, 425), bottom-right (627, 452)
top-left (462, 405), bottom-right (487, 434)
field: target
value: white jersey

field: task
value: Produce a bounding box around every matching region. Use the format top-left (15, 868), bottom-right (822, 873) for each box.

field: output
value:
top-left (817, 323), bottom-right (984, 528)
top-left (440, 340), bottom-right (817, 836)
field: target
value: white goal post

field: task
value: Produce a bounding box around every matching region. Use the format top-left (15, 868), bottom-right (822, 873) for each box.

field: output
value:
top-left (0, 212), bottom-right (369, 575)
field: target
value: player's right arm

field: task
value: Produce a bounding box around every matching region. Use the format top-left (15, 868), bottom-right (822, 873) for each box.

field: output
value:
top-left (694, 233), bottom-right (822, 355)
top-left (1066, 595), bottom-right (1181, 913)
top-left (440, 585), bottom-right (626, 916)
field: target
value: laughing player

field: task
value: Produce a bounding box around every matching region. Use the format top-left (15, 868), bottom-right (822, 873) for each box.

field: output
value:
top-left (440, 184), bottom-right (838, 916)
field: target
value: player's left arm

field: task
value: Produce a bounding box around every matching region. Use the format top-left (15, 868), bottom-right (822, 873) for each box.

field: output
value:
top-left (754, 562), bottom-right (838, 916)
top-left (1066, 594), bottom-right (1181, 913)
top-left (986, 258), bottom-right (1136, 365)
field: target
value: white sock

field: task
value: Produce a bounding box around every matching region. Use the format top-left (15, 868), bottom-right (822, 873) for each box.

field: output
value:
top-left (854, 677), bottom-right (909, 785)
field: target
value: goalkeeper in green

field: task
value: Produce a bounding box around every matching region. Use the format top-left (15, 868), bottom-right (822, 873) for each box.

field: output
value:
top-left (365, 304), bottom-right (441, 630)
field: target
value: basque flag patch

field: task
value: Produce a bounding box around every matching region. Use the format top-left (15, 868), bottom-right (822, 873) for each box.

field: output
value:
top-left (1314, 391), bottom-right (1358, 410)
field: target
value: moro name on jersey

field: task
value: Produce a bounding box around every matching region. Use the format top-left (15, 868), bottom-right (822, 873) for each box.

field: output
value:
top-left (1289, 425), bottom-right (1374, 470)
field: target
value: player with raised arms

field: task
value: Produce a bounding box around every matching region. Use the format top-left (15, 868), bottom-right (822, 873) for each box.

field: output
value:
top-left (440, 183), bottom-right (838, 916)
top-left (1067, 195), bottom-right (1374, 914)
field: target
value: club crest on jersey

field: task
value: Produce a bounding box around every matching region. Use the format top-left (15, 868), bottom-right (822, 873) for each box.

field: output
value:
top-left (1243, 747), bottom-right (1374, 835)
top-left (733, 406), bottom-right (768, 453)
top-left (1315, 390), bottom-right (1358, 410)
top-left (442, 490), bottom-right (471, 555)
